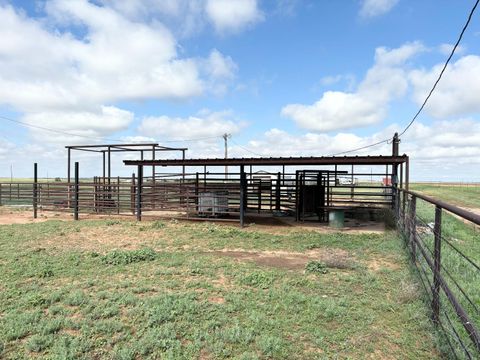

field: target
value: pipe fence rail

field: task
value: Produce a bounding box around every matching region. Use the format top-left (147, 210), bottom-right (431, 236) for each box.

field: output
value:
top-left (396, 188), bottom-right (480, 359)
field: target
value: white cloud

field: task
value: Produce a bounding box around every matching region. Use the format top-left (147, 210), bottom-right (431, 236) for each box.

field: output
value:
top-left (21, 106), bottom-right (134, 144)
top-left (438, 43), bottom-right (465, 56)
top-left (100, 0), bottom-right (264, 37)
top-left (205, 0), bottom-right (264, 33)
top-left (282, 42), bottom-right (424, 132)
top-left (138, 110), bottom-right (246, 141)
top-left (359, 0), bottom-right (399, 18)
top-left (228, 118), bottom-right (480, 181)
top-left (409, 55), bottom-right (480, 119)
top-left (0, 1), bottom-right (243, 113)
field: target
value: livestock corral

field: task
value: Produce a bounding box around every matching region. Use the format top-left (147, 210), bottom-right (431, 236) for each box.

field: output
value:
top-left (0, 137), bottom-right (479, 359)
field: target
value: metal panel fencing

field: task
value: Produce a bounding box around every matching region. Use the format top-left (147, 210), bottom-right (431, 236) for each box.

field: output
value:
top-left (396, 189), bottom-right (480, 359)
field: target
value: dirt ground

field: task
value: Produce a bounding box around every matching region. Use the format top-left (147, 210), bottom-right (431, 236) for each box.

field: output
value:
top-left (0, 207), bottom-right (387, 234)
top-left (208, 248), bottom-right (355, 271)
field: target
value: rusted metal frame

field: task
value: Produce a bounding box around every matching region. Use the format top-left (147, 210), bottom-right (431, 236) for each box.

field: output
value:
top-left (195, 172), bottom-right (199, 213)
top-left (239, 165), bottom-right (246, 227)
top-left (275, 172), bottom-right (281, 211)
top-left (136, 165), bottom-right (143, 221)
top-left (413, 227), bottom-right (480, 352)
top-left (258, 179), bottom-right (262, 213)
top-left (33, 163), bottom-right (38, 219)
top-left (182, 150), bottom-right (186, 183)
top-left (124, 155), bottom-right (409, 167)
top-left (74, 162), bottom-right (79, 220)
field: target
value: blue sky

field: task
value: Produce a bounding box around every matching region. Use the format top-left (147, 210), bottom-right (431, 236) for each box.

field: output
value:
top-left (0, 0), bottom-right (480, 180)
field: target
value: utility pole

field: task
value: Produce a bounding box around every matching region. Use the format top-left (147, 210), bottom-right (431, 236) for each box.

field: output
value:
top-left (223, 133), bottom-right (231, 179)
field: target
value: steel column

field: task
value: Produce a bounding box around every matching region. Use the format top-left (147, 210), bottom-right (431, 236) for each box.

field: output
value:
top-left (33, 163), bottom-right (38, 219)
top-left (74, 162), bottom-right (79, 220)
top-left (240, 165), bottom-right (246, 227)
top-left (136, 165), bottom-right (143, 221)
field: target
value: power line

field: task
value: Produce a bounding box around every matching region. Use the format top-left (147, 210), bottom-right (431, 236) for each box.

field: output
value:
top-left (0, 114), bottom-right (124, 142)
top-left (328, 138), bottom-right (390, 156)
top-left (326, 0), bottom-right (479, 156)
top-left (399, 0), bottom-right (479, 137)
top-left (0, 114), bottom-right (224, 144)
top-left (230, 138), bottom-right (264, 156)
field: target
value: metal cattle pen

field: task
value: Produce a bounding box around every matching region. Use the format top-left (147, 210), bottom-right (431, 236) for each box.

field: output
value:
top-left (123, 154), bottom-right (409, 226)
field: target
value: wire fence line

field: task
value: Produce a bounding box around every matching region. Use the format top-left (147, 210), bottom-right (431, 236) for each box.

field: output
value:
top-left (396, 188), bottom-right (480, 359)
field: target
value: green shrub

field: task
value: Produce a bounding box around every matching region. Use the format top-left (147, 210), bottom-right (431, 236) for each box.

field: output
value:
top-left (305, 261), bottom-right (329, 274)
top-left (101, 248), bottom-right (157, 265)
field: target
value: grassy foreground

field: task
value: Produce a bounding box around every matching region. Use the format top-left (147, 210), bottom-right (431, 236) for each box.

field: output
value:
top-left (0, 217), bottom-right (437, 359)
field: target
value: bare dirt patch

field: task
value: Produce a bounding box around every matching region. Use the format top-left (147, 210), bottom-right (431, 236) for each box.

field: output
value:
top-left (208, 248), bottom-right (355, 271)
top-left (0, 208), bottom-right (71, 225)
top-left (367, 257), bottom-right (400, 272)
top-left (208, 296), bottom-right (225, 304)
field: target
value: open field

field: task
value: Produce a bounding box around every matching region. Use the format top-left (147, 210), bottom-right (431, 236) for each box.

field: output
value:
top-left (410, 183), bottom-right (480, 209)
top-left (0, 213), bottom-right (438, 359)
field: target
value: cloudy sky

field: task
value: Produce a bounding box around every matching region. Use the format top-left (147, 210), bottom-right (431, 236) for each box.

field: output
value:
top-left (0, 0), bottom-right (479, 180)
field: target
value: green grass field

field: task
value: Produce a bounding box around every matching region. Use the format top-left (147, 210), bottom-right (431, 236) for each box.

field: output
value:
top-left (0, 217), bottom-right (438, 359)
top-left (410, 183), bottom-right (480, 209)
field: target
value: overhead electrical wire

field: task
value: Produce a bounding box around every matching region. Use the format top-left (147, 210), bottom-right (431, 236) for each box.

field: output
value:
top-left (399, 0), bottom-right (479, 137)
top-left (230, 138), bottom-right (264, 157)
top-left (326, 0), bottom-right (479, 156)
top-left (0, 114), bottom-right (124, 143)
top-left (0, 114), bottom-right (224, 144)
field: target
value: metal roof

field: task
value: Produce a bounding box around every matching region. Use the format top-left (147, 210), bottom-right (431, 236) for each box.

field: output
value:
top-left (124, 155), bottom-right (408, 167)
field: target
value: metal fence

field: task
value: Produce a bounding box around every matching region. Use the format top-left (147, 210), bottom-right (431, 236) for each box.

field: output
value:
top-left (396, 188), bottom-right (480, 359)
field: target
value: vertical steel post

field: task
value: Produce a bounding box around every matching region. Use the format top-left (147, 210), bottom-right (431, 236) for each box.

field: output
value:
top-left (432, 205), bottom-right (442, 324)
top-left (152, 145), bottom-right (155, 183)
top-left (102, 151), bottom-right (106, 183)
top-left (117, 176), bottom-right (120, 214)
top-left (258, 179), bottom-right (262, 213)
top-left (182, 150), bottom-right (186, 183)
top-left (392, 133), bottom-right (400, 211)
top-left (239, 165), bottom-right (246, 227)
top-left (405, 156), bottom-right (410, 191)
top-left (195, 172), bottom-right (199, 213)
top-left (107, 146), bottom-right (111, 184)
top-left (131, 173), bottom-right (136, 214)
top-left (33, 163), bottom-right (38, 219)
top-left (67, 148), bottom-right (71, 184)
top-left (74, 162), bottom-right (79, 221)
top-left (275, 172), bottom-right (281, 211)
top-left (136, 165), bottom-right (143, 221)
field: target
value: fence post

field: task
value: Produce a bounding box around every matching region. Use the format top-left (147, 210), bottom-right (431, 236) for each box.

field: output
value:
top-left (276, 172), bottom-right (281, 211)
top-left (117, 176), bottom-right (120, 214)
top-left (136, 165), bottom-right (143, 221)
top-left (74, 162), bottom-right (79, 221)
top-left (409, 195), bottom-right (417, 261)
top-left (240, 165), bottom-right (246, 227)
top-left (195, 172), bottom-right (199, 214)
top-left (131, 173), bottom-right (136, 215)
top-left (33, 163), bottom-right (38, 219)
top-left (432, 205), bottom-right (442, 324)
top-left (0, 183), bottom-right (2, 206)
